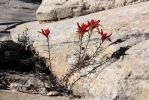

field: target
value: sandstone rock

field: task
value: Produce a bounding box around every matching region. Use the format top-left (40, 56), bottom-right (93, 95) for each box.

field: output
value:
top-left (36, 0), bottom-right (148, 22)
top-left (47, 91), bottom-right (60, 96)
top-left (55, 6), bottom-right (73, 19)
top-left (67, 54), bottom-right (79, 68)
top-left (26, 77), bottom-right (40, 87)
top-left (89, 4), bottom-right (104, 13)
top-left (114, 0), bottom-right (126, 7)
top-left (0, 0), bottom-right (39, 22)
top-left (36, 5), bottom-right (57, 21)
top-left (10, 83), bottom-right (23, 92)
top-left (0, 31), bottom-right (11, 41)
top-left (0, 90), bottom-right (70, 100)
top-left (38, 87), bottom-right (48, 95)
top-left (8, 76), bottom-right (51, 94)
top-left (11, 2), bottom-right (149, 99)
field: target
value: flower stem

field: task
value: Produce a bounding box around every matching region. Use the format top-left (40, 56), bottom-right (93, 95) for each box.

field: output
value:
top-left (47, 37), bottom-right (51, 69)
top-left (78, 36), bottom-right (83, 65)
top-left (91, 41), bottom-right (103, 59)
top-left (82, 30), bottom-right (92, 59)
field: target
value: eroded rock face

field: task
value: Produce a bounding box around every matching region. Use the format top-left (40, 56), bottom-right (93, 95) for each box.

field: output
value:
top-left (36, 0), bottom-right (149, 22)
top-left (11, 2), bottom-right (149, 99)
top-left (0, 0), bottom-right (39, 22)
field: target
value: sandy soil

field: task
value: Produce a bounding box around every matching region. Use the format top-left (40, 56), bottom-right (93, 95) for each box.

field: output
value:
top-left (0, 90), bottom-right (71, 100)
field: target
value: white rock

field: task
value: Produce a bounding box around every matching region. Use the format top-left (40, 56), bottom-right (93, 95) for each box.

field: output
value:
top-left (10, 83), bottom-right (21, 92)
top-left (36, 0), bottom-right (147, 21)
top-left (39, 88), bottom-right (48, 95)
top-left (114, 0), bottom-right (126, 7)
top-left (55, 6), bottom-right (73, 19)
top-left (47, 91), bottom-right (60, 96)
top-left (11, 2), bottom-right (149, 99)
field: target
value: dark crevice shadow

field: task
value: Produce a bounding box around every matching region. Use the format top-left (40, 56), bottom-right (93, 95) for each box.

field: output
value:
top-left (19, 0), bottom-right (42, 4)
top-left (111, 46), bottom-right (131, 60)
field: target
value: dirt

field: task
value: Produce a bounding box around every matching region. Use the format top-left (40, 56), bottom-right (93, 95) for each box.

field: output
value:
top-left (0, 90), bottom-right (70, 100)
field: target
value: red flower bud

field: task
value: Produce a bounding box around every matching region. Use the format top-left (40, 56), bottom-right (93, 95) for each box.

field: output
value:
top-left (41, 28), bottom-right (50, 37)
top-left (77, 22), bottom-right (89, 37)
top-left (98, 29), bottom-right (112, 42)
top-left (87, 19), bottom-right (100, 31)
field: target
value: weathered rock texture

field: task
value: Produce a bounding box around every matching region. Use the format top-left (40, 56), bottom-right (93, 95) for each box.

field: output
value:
top-left (0, 90), bottom-right (70, 100)
top-left (0, 0), bottom-right (40, 22)
top-left (11, 2), bottom-right (149, 100)
top-left (36, 0), bottom-right (149, 22)
top-left (0, 40), bottom-right (65, 96)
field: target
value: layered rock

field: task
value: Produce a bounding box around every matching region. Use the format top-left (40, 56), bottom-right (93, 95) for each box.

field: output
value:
top-left (0, 0), bottom-right (39, 22)
top-left (36, 0), bottom-right (149, 22)
top-left (11, 2), bottom-right (149, 99)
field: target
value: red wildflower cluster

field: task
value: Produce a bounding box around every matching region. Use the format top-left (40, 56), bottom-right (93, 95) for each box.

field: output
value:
top-left (77, 22), bottom-right (89, 37)
top-left (98, 29), bottom-right (112, 42)
top-left (87, 19), bottom-right (100, 31)
top-left (41, 28), bottom-right (50, 37)
top-left (77, 19), bottom-right (112, 42)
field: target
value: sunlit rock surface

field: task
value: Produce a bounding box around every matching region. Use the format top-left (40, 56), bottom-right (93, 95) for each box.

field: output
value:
top-left (11, 2), bottom-right (149, 99)
top-left (0, 0), bottom-right (40, 22)
top-left (36, 0), bottom-right (149, 22)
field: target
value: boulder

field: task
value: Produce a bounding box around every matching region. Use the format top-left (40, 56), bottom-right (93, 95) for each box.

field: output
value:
top-left (114, 0), bottom-right (126, 7)
top-left (36, 5), bottom-right (57, 21)
top-left (11, 2), bottom-right (149, 99)
top-left (0, 0), bottom-right (39, 22)
top-left (36, 0), bottom-right (149, 22)
top-left (55, 6), bottom-right (73, 19)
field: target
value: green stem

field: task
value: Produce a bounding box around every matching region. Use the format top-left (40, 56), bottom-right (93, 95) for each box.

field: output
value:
top-left (47, 37), bottom-right (51, 69)
top-left (91, 41), bottom-right (103, 59)
top-left (82, 30), bottom-right (92, 60)
top-left (78, 36), bottom-right (83, 64)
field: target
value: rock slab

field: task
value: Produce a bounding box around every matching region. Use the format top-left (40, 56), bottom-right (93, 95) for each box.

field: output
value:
top-left (36, 0), bottom-right (149, 22)
top-left (11, 2), bottom-right (149, 100)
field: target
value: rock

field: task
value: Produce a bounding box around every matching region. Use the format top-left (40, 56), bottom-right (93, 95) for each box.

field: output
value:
top-left (89, 3), bottom-right (105, 13)
top-left (0, 31), bottom-right (11, 41)
top-left (8, 76), bottom-right (51, 94)
top-left (24, 77), bottom-right (51, 94)
top-left (55, 6), bottom-right (73, 19)
top-left (0, 90), bottom-right (70, 100)
top-left (67, 54), bottom-right (79, 68)
top-left (10, 83), bottom-right (22, 92)
top-left (0, 0), bottom-right (39, 22)
top-left (114, 0), bottom-right (126, 7)
top-left (36, 5), bottom-right (57, 21)
top-left (47, 91), bottom-right (61, 96)
top-left (11, 1), bottom-right (149, 99)
top-left (26, 77), bottom-right (40, 87)
top-left (38, 87), bottom-right (48, 95)
top-left (36, 0), bottom-right (148, 22)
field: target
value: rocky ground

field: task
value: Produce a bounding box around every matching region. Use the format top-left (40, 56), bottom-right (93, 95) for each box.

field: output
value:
top-left (0, 0), bottom-right (40, 22)
top-left (0, 40), bottom-right (74, 99)
top-left (0, 90), bottom-right (70, 100)
top-left (0, 0), bottom-right (40, 47)
top-left (10, 1), bottom-right (149, 100)
top-left (1, 0), bottom-right (149, 100)
top-left (0, 40), bottom-right (75, 100)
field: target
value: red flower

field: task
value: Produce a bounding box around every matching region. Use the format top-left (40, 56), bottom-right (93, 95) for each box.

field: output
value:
top-left (87, 19), bottom-right (100, 30)
top-left (41, 28), bottom-right (50, 37)
top-left (98, 29), bottom-right (112, 42)
top-left (77, 22), bottom-right (89, 37)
